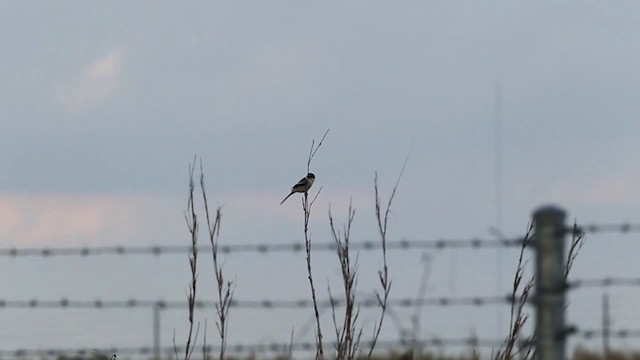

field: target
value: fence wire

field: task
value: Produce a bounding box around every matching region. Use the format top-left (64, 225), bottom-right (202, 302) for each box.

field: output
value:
top-left (0, 295), bottom-right (512, 310)
top-left (0, 238), bottom-right (524, 258)
top-left (0, 222), bottom-right (635, 259)
top-left (0, 276), bottom-right (637, 311)
top-left (1, 221), bottom-right (638, 357)
top-left (2, 329), bottom-right (639, 358)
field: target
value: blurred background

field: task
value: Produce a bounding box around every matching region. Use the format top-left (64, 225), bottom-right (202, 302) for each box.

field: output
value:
top-left (1, 2), bottom-right (639, 359)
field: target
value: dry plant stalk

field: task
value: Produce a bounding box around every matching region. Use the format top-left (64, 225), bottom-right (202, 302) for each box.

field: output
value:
top-left (280, 328), bottom-right (295, 360)
top-left (176, 158), bottom-right (233, 360)
top-left (202, 319), bottom-right (209, 360)
top-left (302, 129), bottom-right (329, 360)
top-left (565, 221), bottom-right (585, 280)
top-left (495, 220), bottom-right (586, 360)
top-left (200, 160), bottom-right (234, 360)
top-left (367, 157), bottom-right (408, 358)
top-left (304, 189), bottom-right (324, 360)
top-left (328, 201), bottom-right (363, 360)
top-left (495, 223), bottom-right (535, 360)
top-left (175, 161), bottom-right (201, 360)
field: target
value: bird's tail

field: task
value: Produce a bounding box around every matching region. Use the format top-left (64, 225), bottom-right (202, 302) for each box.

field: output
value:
top-left (280, 191), bottom-right (294, 205)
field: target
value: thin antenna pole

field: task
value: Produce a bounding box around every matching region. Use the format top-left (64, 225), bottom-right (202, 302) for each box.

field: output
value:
top-left (494, 83), bottom-right (504, 334)
top-left (494, 84), bottom-right (502, 234)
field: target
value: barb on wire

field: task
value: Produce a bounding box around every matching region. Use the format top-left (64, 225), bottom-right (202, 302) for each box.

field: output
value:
top-left (576, 223), bottom-right (640, 234)
top-left (576, 328), bottom-right (640, 339)
top-left (569, 277), bottom-right (640, 288)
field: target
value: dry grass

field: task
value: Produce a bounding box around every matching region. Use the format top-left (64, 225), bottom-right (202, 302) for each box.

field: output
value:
top-left (493, 223), bottom-right (535, 360)
top-left (301, 130), bottom-right (329, 360)
top-left (323, 151), bottom-right (408, 360)
top-left (328, 201), bottom-right (362, 360)
top-left (176, 158), bottom-right (234, 360)
top-left (171, 145), bottom-right (590, 360)
top-left (175, 161), bottom-right (201, 360)
top-left (493, 218), bottom-right (586, 360)
top-left (200, 161), bottom-right (235, 360)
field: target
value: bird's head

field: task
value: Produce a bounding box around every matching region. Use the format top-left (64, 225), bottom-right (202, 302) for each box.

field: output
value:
top-left (307, 173), bottom-right (315, 179)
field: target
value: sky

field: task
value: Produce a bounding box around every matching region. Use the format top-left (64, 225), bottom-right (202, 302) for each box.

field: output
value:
top-left (1, 1), bottom-right (640, 358)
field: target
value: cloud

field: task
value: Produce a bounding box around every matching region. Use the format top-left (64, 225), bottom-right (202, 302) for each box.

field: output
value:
top-left (0, 188), bottom-right (376, 249)
top-left (0, 192), bottom-right (155, 246)
top-left (56, 49), bottom-right (125, 112)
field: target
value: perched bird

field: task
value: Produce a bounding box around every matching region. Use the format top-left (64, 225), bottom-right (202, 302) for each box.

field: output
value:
top-left (280, 173), bottom-right (315, 205)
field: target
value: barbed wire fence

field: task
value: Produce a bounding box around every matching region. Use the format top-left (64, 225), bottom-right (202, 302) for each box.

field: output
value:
top-left (1, 215), bottom-right (639, 359)
top-left (2, 328), bottom-right (639, 359)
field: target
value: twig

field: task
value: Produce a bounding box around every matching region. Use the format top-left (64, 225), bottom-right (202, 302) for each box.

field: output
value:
top-left (302, 130), bottom-right (329, 359)
top-left (181, 160), bottom-right (199, 360)
top-left (328, 201), bottom-right (361, 360)
top-left (495, 223), bottom-right (535, 360)
top-left (202, 319), bottom-right (209, 360)
top-left (284, 328), bottom-right (295, 360)
top-left (565, 220), bottom-right (585, 280)
top-left (368, 155), bottom-right (408, 358)
top-left (173, 331), bottom-right (179, 360)
top-left (200, 159), bottom-right (234, 360)
top-left (307, 129), bottom-right (329, 173)
top-left (304, 192), bottom-right (324, 360)
top-left (328, 284), bottom-right (341, 354)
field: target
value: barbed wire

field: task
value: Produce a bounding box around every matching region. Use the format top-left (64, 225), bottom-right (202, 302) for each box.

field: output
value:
top-left (577, 328), bottom-right (640, 339)
top-left (0, 337), bottom-right (505, 358)
top-left (577, 223), bottom-right (640, 234)
top-left (3, 329), bottom-right (640, 358)
top-left (0, 276), bottom-right (634, 311)
top-left (569, 277), bottom-right (640, 288)
top-left (0, 295), bottom-right (513, 310)
top-left (0, 222), bottom-right (634, 259)
top-left (0, 238), bottom-right (525, 258)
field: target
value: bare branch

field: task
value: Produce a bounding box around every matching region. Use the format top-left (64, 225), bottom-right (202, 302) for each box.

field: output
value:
top-left (565, 220), bottom-right (585, 280)
top-left (310, 186), bottom-right (323, 207)
top-left (303, 191), bottom-right (324, 360)
top-left (183, 160), bottom-right (199, 360)
top-left (202, 319), bottom-right (209, 360)
top-left (367, 154), bottom-right (408, 358)
top-left (307, 129), bottom-right (330, 173)
top-left (199, 159), bottom-right (234, 360)
top-left (495, 223), bottom-right (535, 360)
top-left (301, 130), bottom-right (329, 359)
top-left (328, 201), bottom-right (360, 360)
top-left (173, 330), bottom-right (179, 360)
top-left (285, 328), bottom-right (295, 360)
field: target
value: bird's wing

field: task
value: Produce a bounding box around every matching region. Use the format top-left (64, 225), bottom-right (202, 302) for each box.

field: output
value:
top-left (291, 177), bottom-right (309, 190)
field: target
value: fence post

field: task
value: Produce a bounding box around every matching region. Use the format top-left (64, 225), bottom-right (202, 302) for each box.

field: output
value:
top-left (533, 205), bottom-right (567, 360)
top-left (153, 303), bottom-right (161, 360)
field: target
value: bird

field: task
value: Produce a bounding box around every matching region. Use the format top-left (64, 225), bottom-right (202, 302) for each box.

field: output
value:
top-left (280, 173), bottom-right (315, 205)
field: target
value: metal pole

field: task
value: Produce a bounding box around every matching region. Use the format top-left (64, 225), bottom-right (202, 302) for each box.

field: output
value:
top-left (153, 303), bottom-right (161, 360)
top-left (603, 293), bottom-right (610, 356)
top-left (533, 205), bottom-right (567, 360)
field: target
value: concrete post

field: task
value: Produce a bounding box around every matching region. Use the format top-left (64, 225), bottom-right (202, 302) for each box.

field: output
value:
top-left (533, 205), bottom-right (567, 360)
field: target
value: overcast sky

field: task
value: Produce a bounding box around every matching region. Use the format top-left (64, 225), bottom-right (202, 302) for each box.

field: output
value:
top-left (1, 1), bottom-right (640, 358)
